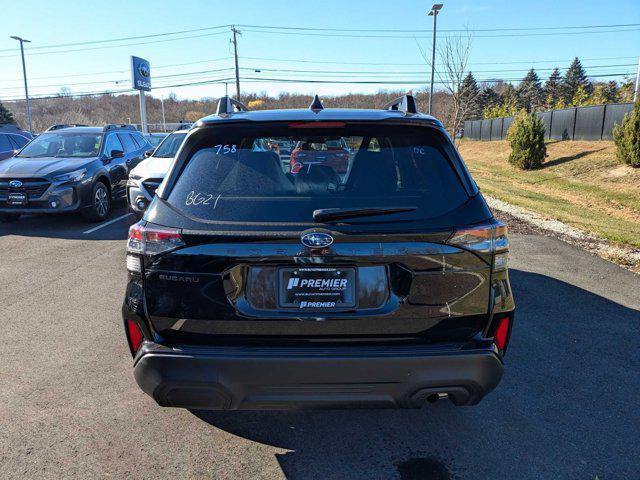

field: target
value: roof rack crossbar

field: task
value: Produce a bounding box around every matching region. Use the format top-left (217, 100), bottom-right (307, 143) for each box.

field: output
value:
top-left (383, 93), bottom-right (418, 114)
top-left (216, 96), bottom-right (249, 115)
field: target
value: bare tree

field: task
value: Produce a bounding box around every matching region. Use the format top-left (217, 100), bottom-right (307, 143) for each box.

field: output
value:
top-left (417, 31), bottom-right (477, 138)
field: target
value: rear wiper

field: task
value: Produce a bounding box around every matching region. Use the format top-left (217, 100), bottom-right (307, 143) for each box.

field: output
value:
top-left (313, 206), bottom-right (417, 223)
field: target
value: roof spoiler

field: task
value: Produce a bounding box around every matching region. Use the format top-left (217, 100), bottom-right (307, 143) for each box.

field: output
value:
top-left (383, 93), bottom-right (418, 114)
top-left (216, 96), bottom-right (249, 115)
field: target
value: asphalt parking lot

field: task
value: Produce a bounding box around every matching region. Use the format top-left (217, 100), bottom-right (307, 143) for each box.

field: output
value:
top-left (0, 203), bottom-right (638, 480)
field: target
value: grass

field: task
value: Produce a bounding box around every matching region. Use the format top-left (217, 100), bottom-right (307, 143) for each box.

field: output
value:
top-left (457, 140), bottom-right (640, 248)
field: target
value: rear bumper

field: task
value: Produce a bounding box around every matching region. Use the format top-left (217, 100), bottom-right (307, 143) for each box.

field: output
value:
top-left (133, 342), bottom-right (504, 410)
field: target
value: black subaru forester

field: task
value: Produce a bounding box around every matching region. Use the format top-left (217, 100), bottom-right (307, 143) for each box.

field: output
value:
top-left (122, 95), bottom-right (515, 410)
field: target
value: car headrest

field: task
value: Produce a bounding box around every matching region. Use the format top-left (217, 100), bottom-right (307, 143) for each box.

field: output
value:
top-left (294, 164), bottom-right (341, 195)
top-left (217, 150), bottom-right (292, 194)
top-left (345, 150), bottom-right (397, 195)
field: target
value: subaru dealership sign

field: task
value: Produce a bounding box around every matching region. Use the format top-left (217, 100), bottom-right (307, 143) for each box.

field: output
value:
top-left (131, 56), bottom-right (151, 91)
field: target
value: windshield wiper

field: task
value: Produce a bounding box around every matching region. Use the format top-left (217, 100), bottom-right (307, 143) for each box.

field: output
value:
top-left (313, 206), bottom-right (417, 223)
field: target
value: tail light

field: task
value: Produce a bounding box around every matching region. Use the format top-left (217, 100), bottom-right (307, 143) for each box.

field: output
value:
top-left (125, 319), bottom-right (144, 354)
top-left (448, 222), bottom-right (509, 271)
top-left (127, 221), bottom-right (184, 256)
top-left (492, 315), bottom-right (512, 352)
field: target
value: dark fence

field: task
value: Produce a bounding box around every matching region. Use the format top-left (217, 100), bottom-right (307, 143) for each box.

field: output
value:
top-left (463, 102), bottom-right (634, 141)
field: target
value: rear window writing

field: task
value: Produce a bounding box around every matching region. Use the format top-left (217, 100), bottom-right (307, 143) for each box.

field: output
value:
top-left (167, 124), bottom-right (468, 224)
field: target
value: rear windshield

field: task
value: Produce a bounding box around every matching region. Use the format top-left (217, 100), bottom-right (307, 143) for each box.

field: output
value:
top-left (167, 123), bottom-right (469, 224)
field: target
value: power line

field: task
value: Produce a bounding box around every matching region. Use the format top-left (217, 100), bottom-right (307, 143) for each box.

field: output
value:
top-left (1, 72), bottom-right (632, 102)
top-left (242, 55), bottom-right (637, 67)
top-left (1, 62), bottom-right (631, 93)
top-left (2, 22), bottom-right (638, 58)
top-left (0, 67), bottom-right (238, 92)
top-left (0, 30), bottom-right (230, 59)
top-left (241, 27), bottom-right (640, 39)
top-left (236, 22), bottom-right (640, 33)
top-left (2, 57), bottom-right (234, 83)
top-left (1, 64), bottom-right (633, 95)
top-left (3, 55), bottom-right (634, 84)
top-left (2, 22), bottom-right (635, 54)
top-left (0, 25), bottom-right (231, 53)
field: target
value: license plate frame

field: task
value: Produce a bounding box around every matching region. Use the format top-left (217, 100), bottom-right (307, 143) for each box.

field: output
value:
top-left (7, 192), bottom-right (28, 206)
top-left (277, 266), bottom-right (357, 310)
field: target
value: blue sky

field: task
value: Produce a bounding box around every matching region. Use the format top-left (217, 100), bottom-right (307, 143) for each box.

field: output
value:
top-left (1, 0), bottom-right (638, 101)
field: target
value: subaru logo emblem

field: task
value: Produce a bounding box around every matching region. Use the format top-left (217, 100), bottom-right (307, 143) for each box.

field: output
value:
top-left (9, 180), bottom-right (22, 188)
top-left (301, 232), bottom-right (333, 248)
top-left (138, 64), bottom-right (150, 78)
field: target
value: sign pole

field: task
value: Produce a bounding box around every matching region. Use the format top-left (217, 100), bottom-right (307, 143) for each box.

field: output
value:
top-left (139, 90), bottom-right (148, 133)
top-left (131, 55), bottom-right (151, 132)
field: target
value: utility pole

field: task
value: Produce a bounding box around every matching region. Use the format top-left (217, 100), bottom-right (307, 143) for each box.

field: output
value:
top-left (427, 4), bottom-right (443, 115)
top-left (231, 26), bottom-right (241, 100)
top-left (634, 56), bottom-right (640, 102)
top-left (9, 35), bottom-right (33, 133)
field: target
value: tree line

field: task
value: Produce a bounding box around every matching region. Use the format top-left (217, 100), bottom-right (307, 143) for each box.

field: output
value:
top-left (460, 57), bottom-right (636, 120)
top-left (0, 56), bottom-right (635, 134)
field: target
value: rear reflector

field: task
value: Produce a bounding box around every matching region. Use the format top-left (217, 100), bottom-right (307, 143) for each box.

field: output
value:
top-left (493, 316), bottom-right (511, 351)
top-left (126, 319), bottom-right (144, 353)
top-left (126, 254), bottom-right (141, 273)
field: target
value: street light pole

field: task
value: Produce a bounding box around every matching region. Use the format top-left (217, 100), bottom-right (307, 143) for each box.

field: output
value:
top-left (10, 35), bottom-right (33, 133)
top-left (427, 4), bottom-right (443, 116)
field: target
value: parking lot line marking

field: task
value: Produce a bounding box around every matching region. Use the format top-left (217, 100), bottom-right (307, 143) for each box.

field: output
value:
top-left (83, 213), bottom-right (133, 235)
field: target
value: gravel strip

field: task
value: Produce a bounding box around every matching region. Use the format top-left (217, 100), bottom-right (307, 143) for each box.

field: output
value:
top-left (487, 196), bottom-right (640, 273)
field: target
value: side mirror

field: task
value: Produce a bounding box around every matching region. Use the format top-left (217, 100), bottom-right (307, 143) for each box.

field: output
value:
top-left (144, 149), bottom-right (153, 158)
top-left (110, 149), bottom-right (124, 158)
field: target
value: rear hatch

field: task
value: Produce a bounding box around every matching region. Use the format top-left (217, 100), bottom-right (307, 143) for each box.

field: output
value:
top-left (133, 121), bottom-right (498, 345)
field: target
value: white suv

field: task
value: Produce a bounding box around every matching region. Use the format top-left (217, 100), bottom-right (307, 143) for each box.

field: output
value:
top-left (126, 129), bottom-right (188, 218)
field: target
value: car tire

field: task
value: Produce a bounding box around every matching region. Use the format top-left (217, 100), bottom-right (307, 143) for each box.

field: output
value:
top-left (0, 212), bottom-right (21, 222)
top-left (82, 181), bottom-right (111, 222)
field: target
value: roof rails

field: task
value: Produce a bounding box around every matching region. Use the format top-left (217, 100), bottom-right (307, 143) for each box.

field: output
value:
top-left (216, 96), bottom-right (249, 115)
top-left (173, 122), bottom-right (193, 131)
top-left (104, 124), bottom-right (138, 132)
top-left (383, 93), bottom-right (418, 114)
top-left (46, 124), bottom-right (89, 131)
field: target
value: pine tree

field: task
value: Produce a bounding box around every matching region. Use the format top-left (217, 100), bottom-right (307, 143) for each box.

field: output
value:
top-left (563, 57), bottom-right (592, 103)
top-left (478, 86), bottom-right (500, 112)
top-left (570, 85), bottom-right (590, 107)
top-left (0, 101), bottom-right (15, 125)
top-left (500, 83), bottom-right (520, 112)
top-left (517, 68), bottom-right (544, 113)
top-left (613, 102), bottom-right (640, 167)
top-left (588, 82), bottom-right (619, 105)
top-left (459, 72), bottom-right (481, 119)
top-left (602, 81), bottom-right (620, 103)
top-left (544, 68), bottom-right (563, 109)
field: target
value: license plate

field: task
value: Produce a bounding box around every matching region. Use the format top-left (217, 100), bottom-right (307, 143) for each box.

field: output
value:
top-left (7, 192), bottom-right (27, 206)
top-left (278, 267), bottom-right (356, 310)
